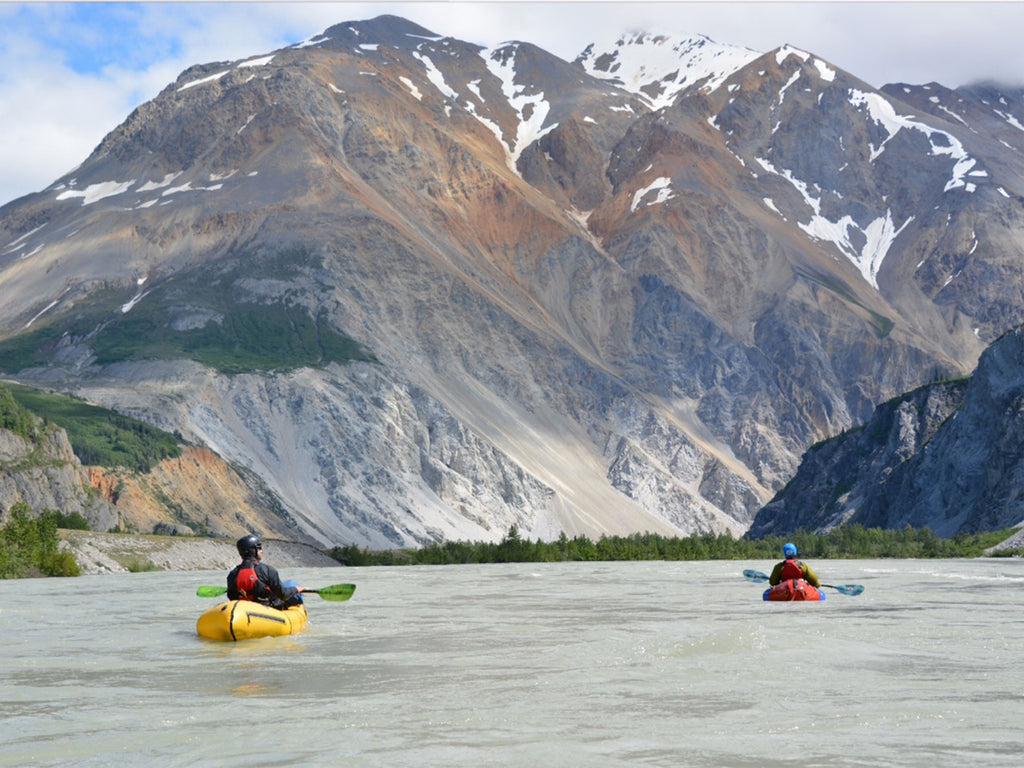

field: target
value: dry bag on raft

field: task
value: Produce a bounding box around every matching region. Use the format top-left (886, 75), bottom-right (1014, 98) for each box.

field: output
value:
top-left (763, 578), bottom-right (826, 601)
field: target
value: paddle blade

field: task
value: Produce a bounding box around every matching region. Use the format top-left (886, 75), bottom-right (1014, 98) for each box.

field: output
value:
top-left (197, 585), bottom-right (228, 598)
top-left (823, 583), bottom-right (864, 596)
top-left (743, 569), bottom-right (769, 583)
top-left (307, 583), bottom-right (356, 601)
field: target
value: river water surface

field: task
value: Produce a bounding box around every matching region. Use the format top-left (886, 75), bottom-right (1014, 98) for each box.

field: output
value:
top-left (2, 559), bottom-right (1022, 767)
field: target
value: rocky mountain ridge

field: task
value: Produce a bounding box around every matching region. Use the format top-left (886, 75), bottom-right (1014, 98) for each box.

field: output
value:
top-left (752, 324), bottom-right (1024, 537)
top-left (0, 405), bottom-right (311, 542)
top-left (0, 416), bottom-right (117, 530)
top-left (2, 15), bottom-right (1024, 546)
top-left (0, 381), bottom-right (311, 540)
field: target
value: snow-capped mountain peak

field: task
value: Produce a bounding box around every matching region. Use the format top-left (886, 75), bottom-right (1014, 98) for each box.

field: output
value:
top-left (575, 31), bottom-right (760, 109)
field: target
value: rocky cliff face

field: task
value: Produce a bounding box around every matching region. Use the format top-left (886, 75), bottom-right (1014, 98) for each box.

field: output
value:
top-left (0, 414), bottom-right (311, 541)
top-left (0, 419), bottom-right (117, 530)
top-left (750, 324), bottom-right (1024, 537)
top-left (87, 445), bottom-right (308, 540)
top-left (2, 16), bottom-right (1024, 546)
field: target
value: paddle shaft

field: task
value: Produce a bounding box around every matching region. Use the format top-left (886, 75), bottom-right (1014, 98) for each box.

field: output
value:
top-left (196, 583), bottom-right (355, 601)
top-left (743, 569), bottom-right (863, 596)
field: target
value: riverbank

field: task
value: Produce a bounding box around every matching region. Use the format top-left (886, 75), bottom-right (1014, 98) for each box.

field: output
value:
top-left (56, 526), bottom-right (1023, 576)
top-left (59, 530), bottom-right (343, 574)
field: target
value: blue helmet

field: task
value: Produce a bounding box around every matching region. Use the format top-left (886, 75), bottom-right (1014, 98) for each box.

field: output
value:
top-left (782, 542), bottom-right (797, 558)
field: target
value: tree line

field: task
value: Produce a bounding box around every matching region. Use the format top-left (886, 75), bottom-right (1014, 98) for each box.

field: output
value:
top-left (328, 523), bottom-right (1021, 566)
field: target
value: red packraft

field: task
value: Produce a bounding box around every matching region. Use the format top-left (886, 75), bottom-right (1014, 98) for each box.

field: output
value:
top-left (764, 578), bottom-right (825, 601)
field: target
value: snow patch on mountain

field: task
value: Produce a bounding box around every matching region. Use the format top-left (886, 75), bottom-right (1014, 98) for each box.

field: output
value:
top-left (774, 44), bottom-right (835, 83)
top-left (848, 89), bottom-right (979, 191)
top-left (121, 289), bottom-right (151, 314)
top-left (413, 50), bottom-right (459, 100)
top-left (481, 44), bottom-right (558, 170)
top-left (412, 44), bottom-right (560, 171)
top-left (756, 155), bottom-right (912, 288)
top-left (631, 177), bottom-right (676, 212)
top-left (178, 70), bottom-right (229, 92)
top-left (56, 179), bottom-right (135, 205)
top-left (2, 224), bottom-right (46, 254)
top-left (399, 76), bottom-right (423, 100)
top-left (238, 55), bottom-right (275, 69)
top-left (576, 32), bottom-right (760, 109)
top-left (177, 54), bottom-right (275, 92)
top-left (138, 172), bottom-right (183, 192)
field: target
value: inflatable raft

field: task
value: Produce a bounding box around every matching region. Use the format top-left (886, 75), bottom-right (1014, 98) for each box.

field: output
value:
top-left (763, 578), bottom-right (826, 602)
top-left (196, 600), bottom-right (308, 641)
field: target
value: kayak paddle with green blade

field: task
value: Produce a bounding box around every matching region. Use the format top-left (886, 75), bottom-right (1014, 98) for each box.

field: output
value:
top-left (196, 583), bottom-right (356, 601)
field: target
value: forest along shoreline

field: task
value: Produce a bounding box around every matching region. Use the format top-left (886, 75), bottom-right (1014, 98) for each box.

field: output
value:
top-left (58, 530), bottom-right (343, 575)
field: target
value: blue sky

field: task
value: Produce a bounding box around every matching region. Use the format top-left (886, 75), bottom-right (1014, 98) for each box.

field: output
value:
top-left (2, 2), bottom-right (1023, 206)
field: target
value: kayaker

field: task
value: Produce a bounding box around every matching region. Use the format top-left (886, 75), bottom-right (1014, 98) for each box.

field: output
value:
top-left (769, 542), bottom-right (820, 587)
top-left (227, 534), bottom-right (306, 609)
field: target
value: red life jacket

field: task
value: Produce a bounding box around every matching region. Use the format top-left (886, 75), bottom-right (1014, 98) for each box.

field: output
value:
top-left (235, 559), bottom-right (270, 602)
top-left (780, 557), bottom-right (804, 581)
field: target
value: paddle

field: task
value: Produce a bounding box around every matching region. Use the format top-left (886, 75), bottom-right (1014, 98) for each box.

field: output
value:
top-left (821, 583), bottom-right (864, 596)
top-left (742, 569), bottom-right (863, 596)
top-left (196, 583), bottom-right (356, 601)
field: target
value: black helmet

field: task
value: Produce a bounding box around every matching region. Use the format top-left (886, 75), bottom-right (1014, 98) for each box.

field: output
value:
top-left (236, 534), bottom-right (262, 558)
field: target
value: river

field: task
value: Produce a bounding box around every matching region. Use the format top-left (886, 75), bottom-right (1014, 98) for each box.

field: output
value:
top-left (1, 559), bottom-right (1021, 767)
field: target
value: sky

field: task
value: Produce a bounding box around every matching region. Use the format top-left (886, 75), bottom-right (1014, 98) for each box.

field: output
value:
top-left (1, 1), bottom-right (1023, 207)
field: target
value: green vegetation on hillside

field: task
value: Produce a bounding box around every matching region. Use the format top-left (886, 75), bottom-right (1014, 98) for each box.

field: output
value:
top-left (89, 303), bottom-right (375, 374)
top-left (329, 523), bottom-right (1021, 566)
top-left (0, 383), bottom-right (37, 439)
top-left (0, 246), bottom-right (377, 376)
top-left (0, 502), bottom-right (81, 578)
top-left (4, 383), bottom-right (181, 472)
top-left (0, 301), bottom-right (375, 376)
top-left (0, 321), bottom-right (63, 372)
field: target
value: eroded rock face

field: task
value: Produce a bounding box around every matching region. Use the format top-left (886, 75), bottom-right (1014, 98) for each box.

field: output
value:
top-left (86, 446), bottom-right (308, 541)
top-left (1, 414), bottom-right (306, 541)
top-left (0, 422), bottom-right (117, 531)
top-left (750, 326), bottom-right (1024, 537)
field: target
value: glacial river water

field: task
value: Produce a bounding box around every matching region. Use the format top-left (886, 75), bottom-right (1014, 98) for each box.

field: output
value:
top-left (1, 559), bottom-right (1022, 767)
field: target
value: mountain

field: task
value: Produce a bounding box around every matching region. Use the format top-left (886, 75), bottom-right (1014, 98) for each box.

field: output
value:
top-left (0, 383), bottom-right (311, 539)
top-left (749, 324), bottom-right (1024, 537)
top-left (576, 31), bottom-right (761, 109)
top-left (0, 403), bottom-right (117, 530)
top-left (2, 15), bottom-right (1024, 547)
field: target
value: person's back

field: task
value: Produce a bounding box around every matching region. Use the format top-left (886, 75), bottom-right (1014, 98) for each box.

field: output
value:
top-left (769, 542), bottom-right (820, 587)
top-left (226, 534), bottom-right (305, 609)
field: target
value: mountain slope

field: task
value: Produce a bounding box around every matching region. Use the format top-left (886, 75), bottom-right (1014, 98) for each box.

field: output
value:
top-left (2, 15), bottom-right (1024, 546)
top-left (0, 410), bottom-right (117, 530)
top-left (749, 323), bottom-right (1024, 537)
top-left (0, 382), bottom-right (307, 539)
